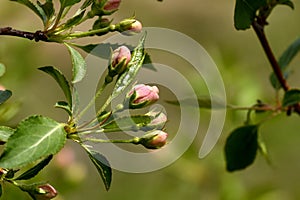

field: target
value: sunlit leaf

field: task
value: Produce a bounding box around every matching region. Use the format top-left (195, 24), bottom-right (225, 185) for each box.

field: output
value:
top-left (270, 38), bottom-right (300, 89)
top-left (0, 90), bottom-right (12, 105)
top-left (234, 0), bottom-right (267, 30)
top-left (0, 126), bottom-right (14, 144)
top-left (0, 115), bottom-right (67, 169)
top-left (282, 89), bottom-right (300, 107)
top-left (39, 66), bottom-right (72, 108)
top-left (65, 44), bottom-right (87, 83)
top-left (225, 125), bottom-right (259, 172)
top-left (15, 155), bottom-right (53, 180)
top-left (112, 34), bottom-right (146, 99)
top-left (86, 150), bottom-right (112, 191)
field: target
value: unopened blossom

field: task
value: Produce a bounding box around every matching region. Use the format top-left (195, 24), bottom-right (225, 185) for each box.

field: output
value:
top-left (103, 0), bottom-right (121, 11)
top-left (119, 19), bottom-right (143, 35)
top-left (126, 84), bottom-right (159, 109)
top-left (139, 130), bottom-right (168, 149)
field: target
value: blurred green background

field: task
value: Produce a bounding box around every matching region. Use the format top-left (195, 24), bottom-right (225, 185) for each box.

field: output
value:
top-left (1, 0), bottom-right (300, 199)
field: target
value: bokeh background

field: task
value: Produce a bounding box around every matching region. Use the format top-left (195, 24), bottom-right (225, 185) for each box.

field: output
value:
top-left (1, 0), bottom-right (300, 199)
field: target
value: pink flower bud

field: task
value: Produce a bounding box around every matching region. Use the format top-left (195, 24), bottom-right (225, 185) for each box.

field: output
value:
top-left (140, 130), bottom-right (168, 149)
top-left (35, 184), bottom-right (57, 200)
top-left (107, 46), bottom-right (131, 79)
top-left (126, 84), bottom-right (159, 109)
top-left (145, 110), bottom-right (167, 130)
top-left (120, 20), bottom-right (143, 36)
top-left (111, 45), bottom-right (131, 68)
top-left (103, 0), bottom-right (121, 11)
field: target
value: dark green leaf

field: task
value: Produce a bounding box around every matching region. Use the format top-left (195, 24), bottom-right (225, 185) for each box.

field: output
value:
top-left (112, 34), bottom-right (146, 99)
top-left (225, 125), bottom-right (259, 172)
top-left (278, 0), bottom-right (294, 9)
top-left (87, 150), bottom-right (112, 191)
top-left (0, 115), bottom-right (67, 169)
top-left (39, 66), bottom-right (72, 107)
top-left (270, 38), bottom-right (300, 89)
top-left (234, 0), bottom-right (267, 30)
top-left (0, 126), bottom-right (14, 144)
top-left (0, 184), bottom-right (2, 198)
top-left (55, 101), bottom-right (72, 116)
top-left (101, 115), bottom-right (151, 132)
top-left (282, 89), bottom-right (300, 107)
top-left (15, 155), bottom-right (53, 180)
top-left (65, 44), bottom-right (87, 84)
top-left (0, 90), bottom-right (12, 105)
top-left (60, 0), bottom-right (81, 8)
top-left (166, 96), bottom-right (227, 109)
top-left (81, 0), bottom-right (94, 9)
top-left (0, 63), bottom-right (5, 77)
top-left (37, 0), bottom-right (55, 21)
top-left (64, 11), bottom-right (85, 29)
top-left (10, 0), bottom-right (46, 23)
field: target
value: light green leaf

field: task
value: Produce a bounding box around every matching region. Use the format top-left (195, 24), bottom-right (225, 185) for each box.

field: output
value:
top-left (225, 125), bottom-right (259, 172)
top-left (86, 150), bottom-right (112, 191)
top-left (0, 115), bottom-right (67, 169)
top-left (15, 155), bottom-right (53, 180)
top-left (39, 66), bottom-right (72, 108)
top-left (234, 0), bottom-right (267, 30)
top-left (0, 90), bottom-right (12, 105)
top-left (10, 0), bottom-right (46, 24)
top-left (0, 63), bottom-right (6, 77)
top-left (0, 126), bottom-right (14, 144)
top-left (112, 34), bottom-right (146, 99)
top-left (270, 38), bottom-right (300, 89)
top-left (282, 89), bottom-right (300, 107)
top-left (65, 44), bottom-right (87, 83)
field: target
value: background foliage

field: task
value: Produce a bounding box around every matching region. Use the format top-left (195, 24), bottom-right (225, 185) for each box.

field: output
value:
top-left (1, 0), bottom-right (300, 199)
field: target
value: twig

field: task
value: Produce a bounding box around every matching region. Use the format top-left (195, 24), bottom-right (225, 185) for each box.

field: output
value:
top-left (0, 27), bottom-right (48, 42)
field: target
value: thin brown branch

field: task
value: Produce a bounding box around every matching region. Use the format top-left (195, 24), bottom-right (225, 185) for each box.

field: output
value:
top-left (251, 20), bottom-right (289, 91)
top-left (0, 27), bottom-right (48, 42)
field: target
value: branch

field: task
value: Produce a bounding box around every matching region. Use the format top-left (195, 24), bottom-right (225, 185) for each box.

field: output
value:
top-left (251, 20), bottom-right (289, 91)
top-left (0, 27), bottom-right (48, 42)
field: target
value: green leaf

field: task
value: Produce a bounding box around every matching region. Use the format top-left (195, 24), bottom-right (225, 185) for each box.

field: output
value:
top-left (270, 38), bottom-right (300, 89)
top-left (15, 155), bottom-right (53, 180)
top-left (38, 66), bottom-right (72, 108)
top-left (0, 126), bottom-right (14, 144)
top-left (234, 0), bottom-right (267, 30)
top-left (0, 184), bottom-right (2, 198)
top-left (101, 115), bottom-right (152, 132)
top-left (37, 0), bottom-right (55, 22)
top-left (60, 0), bottom-right (81, 8)
top-left (0, 63), bottom-right (6, 77)
top-left (282, 89), bottom-right (300, 107)
top-left (63, 11), bottom-right (85, 30)
top-left (225, 125), bottom-right (259, 172)
top-left (86, 150), bottom-right (112, 191)
top-left (65, 44), bottom-right (87, 84)
top-left (55, 101), bottom-right (72, 116)
top-left (278, 0), bottom-right (294, 9)
top-left (0, 115), bottom-right (67, 169)
top-left (0, 90), bottom-right (12, 105)
top-left (112, 34), bottom-right (146, 99)
top-left (10, 0), bottom-right (46, 24)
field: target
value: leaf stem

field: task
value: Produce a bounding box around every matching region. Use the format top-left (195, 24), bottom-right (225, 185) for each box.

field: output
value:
top-left (83, 137), bottom-right (138, 144)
